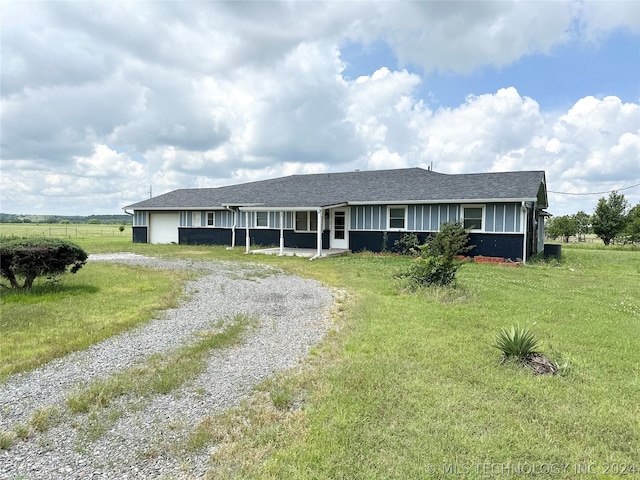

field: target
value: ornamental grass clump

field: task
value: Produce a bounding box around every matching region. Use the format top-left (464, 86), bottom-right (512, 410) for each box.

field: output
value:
top-left (494, 325), bottom-right (557, 375)
top-left (494, 325), bottom-right (539, 359)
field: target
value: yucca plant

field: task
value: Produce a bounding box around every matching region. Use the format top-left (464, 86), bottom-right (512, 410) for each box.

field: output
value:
top-left (494, 325), bottom-right (539, 359)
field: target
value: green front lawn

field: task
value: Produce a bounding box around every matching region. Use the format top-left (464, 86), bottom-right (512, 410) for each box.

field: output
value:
top-left (201, 247), bottom-right (640, 479)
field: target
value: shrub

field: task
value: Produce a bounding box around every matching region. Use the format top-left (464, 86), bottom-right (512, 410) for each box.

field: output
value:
top-left (493, 325), bottom-right (539, 359)
top-left (402, 223), bottom-right (473, 288)
top-left (393, 233), bottom-right (420, 255)
top-left (0, 237), bottom-right (87, 289)
top-left (406, 254), bottom-right (458, 287)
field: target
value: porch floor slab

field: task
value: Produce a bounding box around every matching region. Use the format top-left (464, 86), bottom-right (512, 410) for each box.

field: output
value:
top-left (249, 247), bottom-right (350, 258)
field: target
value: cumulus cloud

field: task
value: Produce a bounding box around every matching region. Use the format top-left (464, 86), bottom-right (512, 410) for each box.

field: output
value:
top-left (0, 1), bottom-right (638, 216)
top-left (348, 1), bottom-right (574, 73)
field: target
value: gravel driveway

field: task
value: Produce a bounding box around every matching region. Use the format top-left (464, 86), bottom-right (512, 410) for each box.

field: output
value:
top-left (0, 253), bottom-right (335, 479)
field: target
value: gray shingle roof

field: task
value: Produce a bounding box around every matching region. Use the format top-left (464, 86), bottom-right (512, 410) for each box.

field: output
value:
top-left (124, 168), bottom-right (547, 210)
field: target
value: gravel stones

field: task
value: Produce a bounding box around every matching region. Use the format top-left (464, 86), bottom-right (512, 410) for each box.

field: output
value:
top-left (0, 253), bottom-right (334, 479)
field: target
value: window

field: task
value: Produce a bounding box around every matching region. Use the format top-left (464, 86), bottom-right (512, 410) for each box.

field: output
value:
top-left (295, 211), bottom-right (318, 232)
top-left (463, 206), bottom-right (484, 230)
top-left (207, 212), bottom-right (214, 226)
top-left (388, 207), bottom-right (406, 229)
top-left (256, 211), bottom-right (268, 227)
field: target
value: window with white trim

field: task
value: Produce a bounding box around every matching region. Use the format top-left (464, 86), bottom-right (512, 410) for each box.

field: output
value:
top-left (463, 205), bottom-right (484, 231)
top-left (295, 211), bottom-right (318, 232)
top-left (388, 206), bottom-right (406, 230)
top-left (256, 211), bottom-right (268, 227)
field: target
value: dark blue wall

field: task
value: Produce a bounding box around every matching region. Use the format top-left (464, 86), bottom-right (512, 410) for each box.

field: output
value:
top-left (178, 228), bottom-right (329, 249)
top-left (132, 226), bottom-right (147, 243)
top-left (179, 228), bottom-right (232, 245)
top-left (171, 227), bottom-right (524, 259)
top-left (349, 230), bottom-right (523, 259)
top-left (349, 231), bottom-right (431, 253)
top-left (468, 233), bottom-right (524, 260)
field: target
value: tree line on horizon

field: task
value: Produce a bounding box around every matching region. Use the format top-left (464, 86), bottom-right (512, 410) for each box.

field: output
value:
top-left (0, 213), bottom-right (132, 225)
top-left (546, 191), bottom-right (639, 245)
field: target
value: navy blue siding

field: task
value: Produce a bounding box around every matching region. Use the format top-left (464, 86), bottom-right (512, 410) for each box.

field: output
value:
top-left (349, 231), bottom-right (523, 259)
top-left (283, 230), bottom-right (330, 249)
top-left (179, 228), bottom-right (232, 245)
top-left (178, 228), bottom-right (329, 249)
top-left (132, 226), bottom-right (147, 243)
top-left (349, 231), bottom-right (431, 253)
top-left (468, 233), bottom-right (523, 260)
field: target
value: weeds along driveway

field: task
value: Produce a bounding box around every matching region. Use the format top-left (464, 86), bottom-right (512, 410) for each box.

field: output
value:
top-left (0, 253), bottom-right (335, 479)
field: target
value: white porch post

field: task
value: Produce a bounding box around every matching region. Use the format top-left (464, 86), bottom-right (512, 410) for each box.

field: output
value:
top-left (316, 208), bottom-right (323, 258)
top-left (245, 211), bottom-right (250, 254)
top-left (521, 202), bottom-right (527, 264)
top-left (279, 211), bottom-right (284, 256)
top-left (231, 209), bottom-right (236, 248)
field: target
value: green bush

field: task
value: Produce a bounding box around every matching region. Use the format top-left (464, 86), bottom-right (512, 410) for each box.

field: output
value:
top-left (393, 233), bottom-right (420, 255)
top-left (402, 223), bottom-right (473, 288)
top-left (0, 238), bottom-right (87, 289)
top-left (406, 254), bottom-right (458, 287)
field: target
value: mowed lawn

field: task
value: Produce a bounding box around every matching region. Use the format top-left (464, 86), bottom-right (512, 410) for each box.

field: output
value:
top-left (202, 246), bottom-right (640, 479)
top-left (1, 228), bottom-right (638, 478)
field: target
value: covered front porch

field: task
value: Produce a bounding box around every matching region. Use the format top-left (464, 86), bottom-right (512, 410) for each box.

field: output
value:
top-left (233, 204), bottom-right (350, 259)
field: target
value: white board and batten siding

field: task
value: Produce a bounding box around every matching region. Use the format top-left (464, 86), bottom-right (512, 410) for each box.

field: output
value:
top-left (149, 212), bottom-right (179, 244)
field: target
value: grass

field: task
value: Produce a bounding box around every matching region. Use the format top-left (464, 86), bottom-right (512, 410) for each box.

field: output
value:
top-left (67, 313), bottom-right (257, 414)
top-left (64, 313), bottom-right (257, 447)
top-left (0, 262), bottom-right (191, 381)
top-left (2, 231), bottom-right (639, 478)
top-left (182, 246), bottom-right (640, 479)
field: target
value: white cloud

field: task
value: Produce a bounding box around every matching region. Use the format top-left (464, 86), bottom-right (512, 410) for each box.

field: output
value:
top-left (349, 1), bottom-right (574, 73)
top-left (1, 1), bottom-right (638, 216)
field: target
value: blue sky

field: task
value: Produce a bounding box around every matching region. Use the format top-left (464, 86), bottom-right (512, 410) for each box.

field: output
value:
top-left (342, 29), bottom-right (640, 110)
top-left (1, 1), bottom-right (639, 217)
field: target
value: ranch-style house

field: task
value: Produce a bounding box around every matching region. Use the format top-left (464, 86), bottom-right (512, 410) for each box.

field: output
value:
top-left (124, 167), bottom-right (549, 262)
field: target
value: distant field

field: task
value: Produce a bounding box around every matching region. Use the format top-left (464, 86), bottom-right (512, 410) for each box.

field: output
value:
top-left (0, 223), bottom-right (131, 239)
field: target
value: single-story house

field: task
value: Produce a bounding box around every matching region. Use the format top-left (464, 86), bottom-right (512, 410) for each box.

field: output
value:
top-left (124, 167), bottom-right (548, 262)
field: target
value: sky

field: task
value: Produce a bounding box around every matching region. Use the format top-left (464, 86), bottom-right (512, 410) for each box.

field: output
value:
top-left (1, 1), bottom-right (639, 217)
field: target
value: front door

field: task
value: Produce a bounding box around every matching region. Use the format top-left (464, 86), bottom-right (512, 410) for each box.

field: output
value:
top-left (331, 209), bottom-right (349, 249)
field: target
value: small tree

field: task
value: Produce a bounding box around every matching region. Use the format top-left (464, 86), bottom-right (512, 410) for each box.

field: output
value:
top-left (546, 215), bottom-right (577, 243)
top-left (87, 218), bottom-right (100, 225)
top-left (0, 238), bottom-right (87, 289)
top-left (592, 191), bottom-right (628, 245)
top-left (573, 211), bottom-right (591, 242)
top-left (404, 222), bottom-right (473, 288)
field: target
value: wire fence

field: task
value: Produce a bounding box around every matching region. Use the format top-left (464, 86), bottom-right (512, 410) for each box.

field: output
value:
top-left (0, 225), bottom-right (129, 238)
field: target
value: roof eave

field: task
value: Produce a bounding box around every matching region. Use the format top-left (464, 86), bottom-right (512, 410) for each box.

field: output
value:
top-left (350, 197), bottom-right (539, 205)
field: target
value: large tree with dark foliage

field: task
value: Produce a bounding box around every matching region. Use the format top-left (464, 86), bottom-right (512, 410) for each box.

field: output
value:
top-left (0, 238), bottom-right (87, 289)
top-left (592, 191), bottom-right (629, 246)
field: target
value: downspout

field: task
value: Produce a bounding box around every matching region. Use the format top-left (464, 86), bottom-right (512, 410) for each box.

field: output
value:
top-left (245, 210), bottom-right (250, 254)
top-left (521, 201), bottom-right (528, 264)
top-left (310, 208), bottom-right (323, 260)
top-left (279, 211), bottom-right (284, 256)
